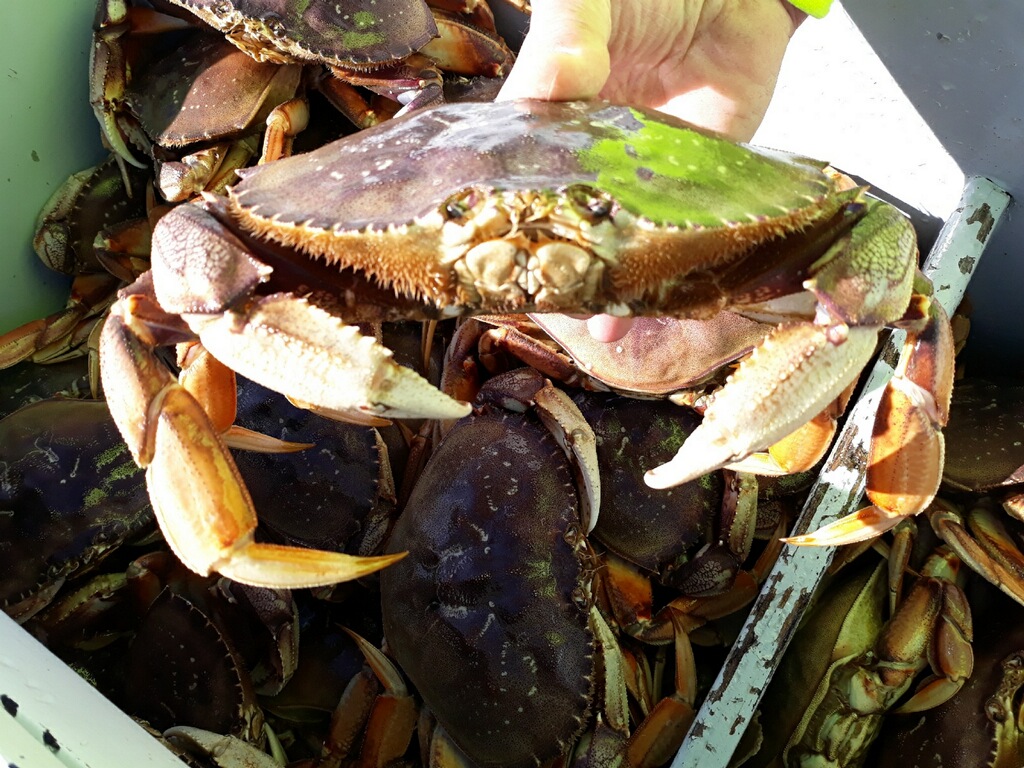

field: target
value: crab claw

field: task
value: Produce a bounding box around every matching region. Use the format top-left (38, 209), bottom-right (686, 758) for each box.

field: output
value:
top-left (644, 323), bottom-right (879, 490)
top-left (150, 203), bottom-right (471, 423)
top-left (101, 300), bottom-right (406, 589)
top-left (191, 293), bottom-right (471, 422)
top-left (783, 300), bottom-right (954, 546)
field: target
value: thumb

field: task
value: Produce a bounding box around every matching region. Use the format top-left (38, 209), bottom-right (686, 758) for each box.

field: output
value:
top-left (497, 0), bottom-right (612, 102)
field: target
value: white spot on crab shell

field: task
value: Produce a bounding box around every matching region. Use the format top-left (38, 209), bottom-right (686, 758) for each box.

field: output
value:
top-left (468, 522), bottom-right (490, 542)
top-left (440, 605), bottom-right (469, 619)
top-left (474, 612), bottom-right (497, 642)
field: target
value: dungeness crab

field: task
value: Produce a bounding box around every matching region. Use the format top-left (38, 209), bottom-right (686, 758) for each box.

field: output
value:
top-left (100, 100), bottom-right (954, 588)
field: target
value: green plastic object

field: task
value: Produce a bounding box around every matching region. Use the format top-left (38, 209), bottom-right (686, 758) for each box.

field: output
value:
top-left (0, 0), bottom-right (105, 332)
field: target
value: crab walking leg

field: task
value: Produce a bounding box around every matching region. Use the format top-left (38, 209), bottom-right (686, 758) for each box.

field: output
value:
top-left (626, 612), bottom-right (698, 768)
top-left (177, 340), bottom-right (313, 453)
top-left (259, 97), bottom-right (310, 164)
top-left (100, 307), bottom-right (405, 588)
top-left (785, 298), bottom-right (955, 545)
top-left (335, 629), bottom-right (416, 766)
top-left (930, 498), bottom-right (1024, 608)
top-left (887, 551), bottom-right (974, 714)
top-left (0, 272), bottom-right (119, 369)
top-left (645, 322), bottom-right (879, 490)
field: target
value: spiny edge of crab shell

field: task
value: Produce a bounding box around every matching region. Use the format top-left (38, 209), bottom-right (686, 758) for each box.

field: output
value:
top-left (227, 101), bottom-right (844, 302)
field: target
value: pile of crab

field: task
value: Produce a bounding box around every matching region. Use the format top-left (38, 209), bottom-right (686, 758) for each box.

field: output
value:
top-left (5, 0), bottom-right (1021, 766)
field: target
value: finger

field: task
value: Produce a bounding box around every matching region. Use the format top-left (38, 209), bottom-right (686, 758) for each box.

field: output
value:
top-left (645, 0), bottom-right (799, 141)
top-left (497, 0), bottom-right (612, 102)
top-left (586, 315), bottom-right (633, 343)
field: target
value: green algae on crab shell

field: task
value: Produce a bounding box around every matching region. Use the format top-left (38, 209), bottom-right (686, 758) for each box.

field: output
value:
top-left (0, 399), bottom-right (153, 614)
top-left (171, 0), bottom-right (437, 66)
top-left (229, 100), bottom-right (835, 234)
top-left (576, 107), bottom-right (834, 229)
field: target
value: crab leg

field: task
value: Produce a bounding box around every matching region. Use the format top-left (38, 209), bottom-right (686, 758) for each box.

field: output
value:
top-left (625, 612), bottom-right (697, 768)
top-left (176, 340), bottom-right (312, 453)
top-left (100, 297), bottom-right (405, 589)
top-left (930, 498), bottom-right (1024, 608)
top-left (328, 629), bottom-right (417, 767)
top-left (887, 550), bottom-right (974, 714)
top-left (0, 272), bottom-right (120, 369)
top-left (784, 298), bottom-right (954, 545)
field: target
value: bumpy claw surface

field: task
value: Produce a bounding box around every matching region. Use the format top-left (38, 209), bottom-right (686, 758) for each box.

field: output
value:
top-left (100, 301), bottom-right (406, 589)
top-left (189, 293), bottom-right (471, 422)
top-left (645, 324), bottom-right (879, 490)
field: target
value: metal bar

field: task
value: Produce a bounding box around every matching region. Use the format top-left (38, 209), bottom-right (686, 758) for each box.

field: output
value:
top-left (672, 175), bottom-right (1012, 768)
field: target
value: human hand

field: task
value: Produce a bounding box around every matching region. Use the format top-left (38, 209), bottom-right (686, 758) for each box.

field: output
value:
top-left (498, 0), bottom-right (805, 341)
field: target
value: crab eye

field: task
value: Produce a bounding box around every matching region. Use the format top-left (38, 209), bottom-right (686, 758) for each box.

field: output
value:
top-left (443, 191), bottom-right (478, 220)
top-left (263, 14), bottom-right (285, 36)
top-left (566, 185), bottom-right (613, 221)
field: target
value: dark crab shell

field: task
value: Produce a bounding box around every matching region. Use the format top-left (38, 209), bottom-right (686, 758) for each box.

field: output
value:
top-left (227, 100), bottom-right (845, 310)
top-left (0, 399), bottom-right (153, 615)
top-left (170, 0), bottom-right (437, 67)
top-left (942, 378), bottom-right (1024, 491)
top-left (573, 391), bottom-right (723, 575)
top-left (380, 408), bottom-right (595, 768)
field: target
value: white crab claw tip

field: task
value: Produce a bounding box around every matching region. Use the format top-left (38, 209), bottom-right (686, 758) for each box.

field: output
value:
top-left (375, 368), bottom-right (472, 420)
top-left (644, 460), bottom-right (699, 490)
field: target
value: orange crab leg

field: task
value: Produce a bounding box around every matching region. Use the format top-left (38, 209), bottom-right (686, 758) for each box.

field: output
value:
top-left (100, 297), bottom-right (404, 589)
top-left (888, 550), bottom-right (973, 714)
top-left (625, 612), bottom-right (697, 768)
top-left (260, 97), bottom-right (309, 165)
top-left (930, 498), bottom-right (1024, 608)
top-left (177, 340), bottom-right (311, 453)
top-left (785, 299), bottom-right (954, 546)
top-left (0, 272), bottom-right (120, 369)
top-left (330, 629), bottom-right (417, 768)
